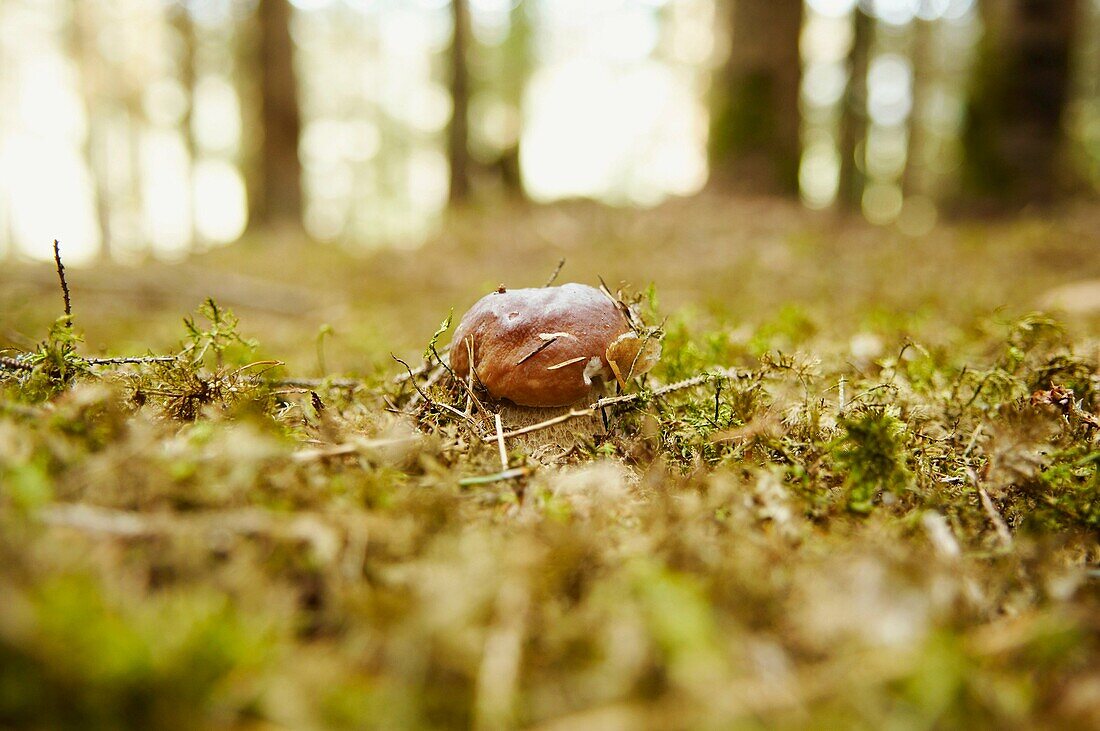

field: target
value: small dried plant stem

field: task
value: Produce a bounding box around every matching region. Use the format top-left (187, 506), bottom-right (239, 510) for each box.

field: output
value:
top-left (291, 435), bottom-right (422, 462)
top-left (393, 345), bottom-right (451, 385)
top-left (465, 336), bottom-right (477, 415)
top-left (393, 355), bottom-right (434, 403)
top-left (483, 367), bottom-right (740, 442)
top-left (495, 412), bottom-right (508, 470)
top-left (407, 362), bottom-right (449, 408)
top-left (84, 355), bottom-right (179, 366)
top-left (977, 484), bottom-right (1014, 550)
top-left (53, 239), bottom-right (72, 327)
top-left (543, 257), bottom-right (566, 287)
top-left (394, 355), bottom-right (487, 439)
top-left (969, 468), bottom-right (1013, 551)
top-left (962, 422), bottom-right (983, 459)
top-left (0, 356), bottom-right (34, 372)
top-left (273, 377), bottom-right (363, 390)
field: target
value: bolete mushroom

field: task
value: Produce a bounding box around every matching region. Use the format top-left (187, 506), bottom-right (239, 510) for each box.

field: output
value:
top-left (449, 283), bottom-right (660, 408)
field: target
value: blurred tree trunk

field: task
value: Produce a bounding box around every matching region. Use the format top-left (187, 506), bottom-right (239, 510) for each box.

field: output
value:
top-left (69, 0), bottom-right (113, 258)
top-left (252, 0), bottom-right (303, 230)
top-left (448, 0), bottom-right (472, 204)
top-left (709, 0), bottom-right (803, 196)
top-left (492, 1), bottom-right (532, 198)
top-left (170, 5), bottom-right (201, 249)
top-left (960, 0), bottom-right (1081, 206)
top-left (903, 16), bottom-right (933, 198)
top-left (837, 6), bottom-right (872, 210)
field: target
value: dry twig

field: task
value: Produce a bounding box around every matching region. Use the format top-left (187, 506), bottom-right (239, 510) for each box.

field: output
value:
top-left (969, 468), bottom-right (1014, 551)
top-left (0, 356), bottom-right (33, 372)
top-left (543, 258), bottom-right (566, 287)
top-left (495, 412), bottom-right (508, 470)
top-left (85, 355), bottom-right (179, 366)
top-left (53, 239), bottom-right (72, 327)
top-left (482, 367), bottom-right (740, 442)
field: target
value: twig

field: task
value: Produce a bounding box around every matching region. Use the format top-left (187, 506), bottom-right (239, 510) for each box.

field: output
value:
top-left (0, 356), bottom-right (34, 372)
top-left (39, 504), bottom-right (342, 562)
top-left (458, 467), bottom-right (530, 486)
top-left (969, 468), bottom-right (1013, 551)
top-left (230, 359), bottom-right (284, 378)
top-left (543, 258), bottom-right (566, 287)
top-left (483, 367), bottom-right (739, 442)
top-left (84, 355), bottom-right (179, 366)
top-left (394, 355), bottom-right (486, 437)
top-left (53, 239), bottom-right (72, 327)
top-left (392, 345), bottom-right (451, 385)
top-left (407, 362), bottom-right (448, 408)
top-left (291, 435), bottom-right (422, 462)
top-left (437, 401), bottom-right (488, 437)
top-left (464, 336), bottom-right (477, 415)
top-left (597, 274), bottom-right (641, 330)
top-left (0, 400), bottom-right (46, 417)
top-left (491, 406), bottom-right (596, 441)
top-left (516, 335), bottom-right (561, 365)
top-left (547, 356), bottom-right (586, 370)
top-left (495, 413), bottom-right (508, 470)
top-left (962, 422), bottom-right (983, 459)
top-left (433, 344), bottom-right (486, 415)
top-left (393, 355), bottom-right (432, 403)
top-left (273, 377), bottom-right (363, 390)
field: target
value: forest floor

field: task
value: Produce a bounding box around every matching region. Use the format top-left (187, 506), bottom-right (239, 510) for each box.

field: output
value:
top-left (1, 196), bottom-right (1099, 729)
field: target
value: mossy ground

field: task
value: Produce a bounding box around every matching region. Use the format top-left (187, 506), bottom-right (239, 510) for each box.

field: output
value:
top-left (1, 197), bottom-right (1099, 729)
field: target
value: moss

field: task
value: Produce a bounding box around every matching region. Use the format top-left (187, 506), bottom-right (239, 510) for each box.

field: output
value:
top-left (835, 408), bottom-right (912, 514)
top-left (1, 205), bottom-right (1099, 728)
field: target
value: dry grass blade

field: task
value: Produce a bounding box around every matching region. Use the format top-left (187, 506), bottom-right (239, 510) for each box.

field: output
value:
top-left (546, 356), bottom-right (586, 370)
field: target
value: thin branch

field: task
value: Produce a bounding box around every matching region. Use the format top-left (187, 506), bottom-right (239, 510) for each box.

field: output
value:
top-left (516, 336), bottom-right (559, 365)
top-left (0, 401), bottom-right (46, 417)
top-left (459, 467), bottom-right (530, 487)
top-left (464, 336), bottom-right (476, 414)
top-left (482, 367), bottom-right (740, 442)
top-left (969, 468), bottom-right (1013, 551)
top-left (84, 355), bottom-right (179, 366)
top-left (962, 422), bottom-right (983, 459)
top-left (53, 239), bottom-right (72, 327)
top-left (393, 345), bottom-right (451, 385)
top-left (392, 355), bottom-right (431, 403)
top-left (495, 412), bottom-right (508, 470)
top-left (407, 362), bottom-right (448, 408)
top-left (272, 377), bottom-right (363, 389)
top-left (394, 355), bottom-right (486, 438)
top-left (0, 356), bottom-right (34, 372)
top-left (291, 435), bottom-right (422, 462)
top-left (543, 257), bottom-right (566, 287)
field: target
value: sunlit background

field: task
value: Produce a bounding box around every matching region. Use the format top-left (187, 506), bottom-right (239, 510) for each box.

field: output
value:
top-left (1, 0), bottom-right (1099, 264)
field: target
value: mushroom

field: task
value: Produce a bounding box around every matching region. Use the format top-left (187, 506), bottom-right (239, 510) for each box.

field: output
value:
top-left (449, 283), bottom-right (660, 408)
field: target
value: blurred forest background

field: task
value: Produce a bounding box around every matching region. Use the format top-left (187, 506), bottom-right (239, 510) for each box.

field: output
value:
top-left (1, 0), bottom-right (1099, 266)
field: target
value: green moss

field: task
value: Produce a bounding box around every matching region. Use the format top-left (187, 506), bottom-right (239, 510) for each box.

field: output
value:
top-left (1, 205), bottom-right (1098, 728)
top-left (835, 409), bottom-right (911, 514)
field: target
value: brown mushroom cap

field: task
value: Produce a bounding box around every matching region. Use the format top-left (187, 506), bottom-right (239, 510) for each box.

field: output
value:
top-left (450, 283), bottom-right (644, 407)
